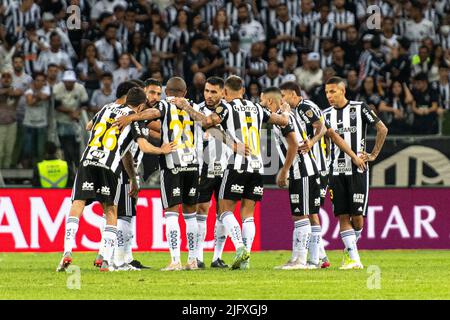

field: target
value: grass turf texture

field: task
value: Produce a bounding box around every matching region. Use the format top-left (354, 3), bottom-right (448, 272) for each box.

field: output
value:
top-left (1, 250), bottom-right (450, 300)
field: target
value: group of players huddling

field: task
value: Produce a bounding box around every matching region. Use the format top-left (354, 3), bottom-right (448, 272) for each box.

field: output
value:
top-left (56, 73), bottom-right (387, 272)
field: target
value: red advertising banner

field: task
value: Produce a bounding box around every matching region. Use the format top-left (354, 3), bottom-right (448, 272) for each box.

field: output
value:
top-left (0, 189), bottom-right (261, 252)
top-left (261, 188), bottom-right (450, 250)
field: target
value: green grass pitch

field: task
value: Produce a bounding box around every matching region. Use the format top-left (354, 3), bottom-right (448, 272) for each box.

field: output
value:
top-left (1, 250), bottom-right (450, 300)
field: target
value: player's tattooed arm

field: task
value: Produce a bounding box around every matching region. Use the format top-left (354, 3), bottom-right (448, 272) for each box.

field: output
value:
top-left (114, 108), bottom-right (161, 130)
top-left (169, 97), bottom-right (222, 128)
top-left (360, 120), bottom-right (388, 162)
top-left (326, 128), bottom-right (366, 171)
top-left (277, 132), bottom-right (298, 188)
top-left (122, 151), bottom-right (139, 198)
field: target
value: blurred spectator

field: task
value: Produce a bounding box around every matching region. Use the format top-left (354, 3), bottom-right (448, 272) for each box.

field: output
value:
top-left (37, 12), bottom-right (76, 59)
top-left (359, 76), bottom-right (383, 111)
top-left (346, 69), bottom-right (360, 100)
top-left (310, 4), bottom-right (335, 53)
top-left (90, 0), bottom-right (127, 21)
top-left (268, 2), bottom-right (298, 61)
top-left (235, 3), bottom-right (265, 54)
top-left (0, 70), bottom-right (20, 168)
top-left (404, 1), bottom-right (436, 55)
top-left (90, 72), bottom-right (115, 113)
top-left (327, 0), bottom-right (355, 43)
top-left (95, 23), bottom-right (123, 71)
top-left (331, 44), bottom-right (352, 78)
top-left (222, 32), bottom-right (246, 79)
top-left (438, 63), bottom-right (450, 135)
top-left (165, 0), bottom-right (191, 27)
top-left (388, 37), bottom-right (412, 83)
top-left (281, 50), bottom-right (298, 82)
top-left (310, 66), bottom-right (336, 109)
top-left (411, 72), bottom-right (439, 134)
top-left (76, 42), bottom-right (108, 98)
top-left (0, 33), bottom-right (17, 73)
top-left (245, 42), bottom-right (267, 85)
top-left (428, 45), bottom-right (445, 83)
top-left (128, 32), bottom-right (152, 75)
top-left (210, 8), bottom-right (234, 51)
top-left (170, 8), bottom-right (191, 52)
top-left (187, 72), bottom-right (205, 103)
top-left (112, 53), bottom-right (143, 89)
top-left (358, 35), bottom-right (386, 84)
top-left (36, 32), bottom-right (73, 72)
top-left (412, 45), bottom-right (431, 77)
top-left (259, 0), bottom-right (279, 32)
top-left (259, 60), bottom-right (283, 88)
top-left (117, 7), bottom-right (144, 51)
top-left (53, 70), bottom-right (88, 169)
top-left (378, 81), bottom-right (414, 134)
top-left (22, 72), bottom-right (50, 168)
top-left (342, 26), bottom-right (362, 65)
top-left (4, 0), bottom-right (41, 39)
top-left (319, 37), bottom-right (334, 69)
top-left (32, 141), bottom-right (73, 188)
top-left (380, 17), bottom-right (399, 60)
top-left (247, 81), bottom-right (261, 104)
top-left (295, 52), bottom-right (322, 94)
top-left (149, 23), bottom-right (177, 81)
top-left (16, 23), bottom-right (47, 76)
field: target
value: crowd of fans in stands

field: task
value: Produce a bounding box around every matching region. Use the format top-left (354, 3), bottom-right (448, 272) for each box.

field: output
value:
top-left (0, 0), bottom-right (449, 171)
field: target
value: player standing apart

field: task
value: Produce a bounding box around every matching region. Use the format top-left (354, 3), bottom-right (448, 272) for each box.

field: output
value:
top-left (324, 77), bottom-right (388, 269)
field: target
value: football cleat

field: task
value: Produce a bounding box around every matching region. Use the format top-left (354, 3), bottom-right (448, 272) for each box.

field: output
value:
top-left (93, 254), bottom-right (103, 268)
top-left (342, 249), bottom-right (351, 266)
top-left (231, 246), bottom-right (250, 270)
top-left (161, 261), bottom-right (183, 271)
top-left (129, 260), bottom-right (151, 269)
top-left (56, 252), bottom-right (72, 272)
top-left (320, 257), bottom-right (331, 269)
top-left (211, 259), bottom-right (228, 269)
top-left (281, 260), bottom-right (310, 270)
top-left (184, 259), bottom-right (199, 271)
top-left (339, 259), bottom-right (364, 270)
top-left (240, 258), bottom-right (250, 270)
top-left (306, 262), bottom-right (320, 269)
top-left (196, 259), bottom-right (206, 269)
top-left (114, 263), bottom-right (141, 271)
top-left (99, 260), bottom-right (115, 272)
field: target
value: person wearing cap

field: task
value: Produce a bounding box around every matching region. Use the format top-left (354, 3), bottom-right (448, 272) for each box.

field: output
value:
top-left (0, 69), bottom-right (20, 169)
top-left (53, 70), bottom-right (89, 169)
top-left (411, 72), bottom-right (439, 134)
top-left (295, 52), bottom-right (323, 94)
top-left (37, 12), bottom-right (76, 59)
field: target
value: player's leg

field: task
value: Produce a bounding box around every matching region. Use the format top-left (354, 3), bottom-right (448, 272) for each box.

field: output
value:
top-left (160, 169), bottom-right (183, 271)
top-left (196, 201), bottom-right (210, 268)
top-left (306, 175), bottom-right (324, 269)
top-left (99, 203), bottom-right (119, 272)
top-left (350, 171), bottom-right (369, 243)
top-left (211, 177), bottom-right (228, 268)
top-left (113, 183), bottom-right (128, 269)
top-left (94, 203), bottom-right (106, 267)
top-left (217, 169), bottom-right (248, 269)
top-left (318, 171), bottom-right (330, 268)
top-left (181, 170), bottom-right (200, 270)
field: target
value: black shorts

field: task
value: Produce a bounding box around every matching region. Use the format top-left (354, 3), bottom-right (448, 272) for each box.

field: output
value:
top-left (289, 175), bottom-right (321, 216)
top-left (319, 171), bottom-right (329, 206)
top-left (71, 165), bottom-right (120, 205)
top-left (328, 172), bottom-right (369, 217)
top-left (198, 167), bottom-right (222, 203)
top-left (160, 167), bottom-right (199, 209)
top-left (218, 169), bottom-right (264, 202)
top-left (117, 182), bottom-right (137, 217)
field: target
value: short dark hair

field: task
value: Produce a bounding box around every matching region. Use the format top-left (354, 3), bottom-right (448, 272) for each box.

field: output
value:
top-left (101, 72), bottom-right (113, 79)
top-left (279, 81), bottom-right (301, 96)
top-left (262, 86), bottom-right (281, 95)
top-left (126, 87), bottom-right (147, 107)
top-left (129, 79), bottom-right (145, 88)
top-left (116, 81), bottom-right (138, 99)
top-left (224, 75), bottom-right (243, 91)
top-left (206, 76), bottom-right (224, 88)
top-left (47, 63), bottom-right (58, 69)
top-left (49, 31), bottom-right (60, 40)
top-left (104, 23), bottom-right (118, 32)
top-left (33, 71), bottom-right (46, 80)
top-left (414, 72), bottom-right (428, 82)
top-left (237, 3), bottom-right (248, 11)
top-left (144, 78), bottom-right (162, 88)
top-left (326, 76), bottom-right (345, 85)
top-left (46, 141), bottom-right (57, 156)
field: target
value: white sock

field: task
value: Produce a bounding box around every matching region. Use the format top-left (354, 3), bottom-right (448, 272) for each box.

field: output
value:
top-left (114, 219), bottom-right (126, 266)
top-left (213, 214), bottom-right (227, 262)
top-left (340, 229), bottom-right (360, 262)
top-left (184, 212), bottom-right (198, 261)
top-left (123, 216), bottom-right (134, 264)
top-left (102, 225), bottom-right (118, 264)
top-left (64, 217), bottom-right (79, 254)
top-left (319, 240), bottom-right (327, 260)
top-left (220, 211), bottom-right (244, 249)
top-left (97, 215), bottom-right (106, 257)
top-left (196, 214), bottom-right (207, 262)
top-left (355, 228), bottom-right (363, 243)
top-left (292, 219), bottom-right (311, 265)
top-left (165, 212), bottom-right (181, 263)
top-left (242, 217), bottom-right (255, 253)
top-left (308, 225), bottom-right (322, 265)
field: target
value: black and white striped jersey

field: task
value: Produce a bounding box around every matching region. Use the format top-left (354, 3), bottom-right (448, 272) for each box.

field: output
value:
top-left (4, 2), bottom-right (40, 38)
top-left (295, 99), bottom-right (329, 173)
top-left (259, 6), bottom-right (277, 31)
top-left (215, 98), bottom-right (272, 174)
top-left (320, 50), bottom-right (333, 69)
top-left (309, 20), bottom-right (335, 52)
top-left (358, 50), bottom-right (386, 80)
top-left (209, 26), bottom-right (234, 50)
top-left (81, 103), bottom-right (148, 175)
top-left (157, 99), bottom-right (200, 169)
top-left (324, 101), bottom-right (380, 176)
top-left (226, 2), bottom-right (253, 27)
top-left (439, 81), bottom-right (450, 110)
top-left (245, 56), bottom-right (268, 84)
top-left (200, 0), bottom-right (224, 25)
top-left (222, 48), bottom-right (247, 79)
top-left (17, 36), bottom-right (44, 75)
top-left (273, 111), bottom-right (319, 179)
top-left (327, 10), bottom-right (355, 42)
top-left (149, 32), bottom-right (177, 78)
top-left (269, 18), bottom-right (298, 56)
top-left (258, 74), bottom-right (284, 89)
top-left (196, 101), bottom-right (232, 177)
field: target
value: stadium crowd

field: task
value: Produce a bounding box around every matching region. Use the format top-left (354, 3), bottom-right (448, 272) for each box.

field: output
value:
top-left (0, 0), bottom-right (449, 171)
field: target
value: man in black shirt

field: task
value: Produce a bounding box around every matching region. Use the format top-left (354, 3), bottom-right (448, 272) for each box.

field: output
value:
top-left (411, 73), bottom-right (439, 134)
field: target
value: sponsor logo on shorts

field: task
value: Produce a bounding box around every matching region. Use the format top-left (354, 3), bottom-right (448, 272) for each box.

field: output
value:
top-left (320, 188), bottom-right (327, 198)
top-left (82, 182), bottom-right (94, 191)
top-left (253, 186), bottom-right (264, 196)
top-left (353, 193), bottom-right (365, 204)
top-left (294, 208), bottom-right (301, 213)
top-left (101, 186), bottom-right (110, 196)
top-left (231, 184), bottom-right (244, 194)
top-left (316, 178), bottom-right (321, 185)
top-left (189, 188), bottom-right (197, 196)
top-left (358, 206), bottom-right (363, 212)
top-left (173, 187), bottom-right (181, 197)
top-left (315, 197), bottom-right (321, 207)
top-left (290, 194), bottom-right (300, 204)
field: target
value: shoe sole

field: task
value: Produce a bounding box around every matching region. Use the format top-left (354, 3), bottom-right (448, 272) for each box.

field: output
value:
top-left (94, 260), bottom-right (103, 268)
top-left (231, 251), bottom-right (250, 270)
top-left (57, 256), bottom-right (72, 272)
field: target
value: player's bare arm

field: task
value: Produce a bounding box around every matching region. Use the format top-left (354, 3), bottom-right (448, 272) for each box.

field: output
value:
top-left (326, 128), bottom-right (366, 171)
top-left (170, 97), bottom-right (222, 128)
top-left (360, 120), bottom-right (388, 162)
top-left (147, 121), bottom-right (161, 139)
top-left (122, 151), bottom-right (139, 198)
top-left (136, 137), bottom-right (176, 155)
top-left (276, 132), bottom-right (298, 188)
top-left (114, 108), bottom-right (162, 130)
top-left (267, 102), bottom-right (290, 127)
top-left (299, 119), bottom-right (326, 153)
top-left (206, 126), bottom-right (250, 156)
